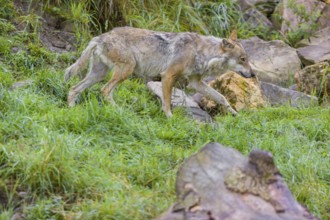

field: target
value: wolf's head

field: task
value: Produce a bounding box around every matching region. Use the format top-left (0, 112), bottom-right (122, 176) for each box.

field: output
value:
top-left (221, 30), bottom-right (256, 78)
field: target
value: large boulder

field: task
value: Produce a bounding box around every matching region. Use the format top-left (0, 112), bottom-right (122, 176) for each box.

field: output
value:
top-left (156, 142), bottom-right (318, 220)
top-left (296, 28), bottom-right (330, 65)
top-left (195, 72), bottom-right (266, 115)
top-left (240, 37), bottom-right (301, 85)
top-left (260, 81), bottom-right (318, 107)
top-left (294, 62), bottom-right (330, 103)
top-left (147, 81), bottom-right (212, 122)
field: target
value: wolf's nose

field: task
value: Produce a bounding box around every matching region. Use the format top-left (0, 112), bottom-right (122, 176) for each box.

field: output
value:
top-left (251, 72), bottom-right (256, 77)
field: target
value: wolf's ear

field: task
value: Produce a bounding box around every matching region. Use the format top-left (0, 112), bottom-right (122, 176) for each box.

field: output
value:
top-left (229, 30), bottom-right (237, 42)
top-left (222, 39), bottom-right (235, 50)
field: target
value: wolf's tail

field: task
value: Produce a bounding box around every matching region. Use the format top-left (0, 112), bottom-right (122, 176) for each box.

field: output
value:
top-left (64, 37), bottom-right (99, 82)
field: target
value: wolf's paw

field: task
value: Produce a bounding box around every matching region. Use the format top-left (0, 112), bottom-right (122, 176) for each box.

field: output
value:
top-left (67, 92), bottom-right (77, 107)
top-left (163, 109), bottom-right (173, 118)
top-left (103, 96), bottom-right (117, 106)
top-left (64, 70), bottom-right (72, 82)
top-left (165, 112), bottom-right (173, 118)
top-left (68, 100), bottom-right (76, 108)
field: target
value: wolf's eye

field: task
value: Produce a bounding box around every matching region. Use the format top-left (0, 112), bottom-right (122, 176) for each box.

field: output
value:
top-left (240, 57), bottom-right (246, 62)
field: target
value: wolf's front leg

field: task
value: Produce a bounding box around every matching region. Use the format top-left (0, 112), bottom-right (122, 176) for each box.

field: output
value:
top-left (161, 73), bottom-right (175, 118)
top-left (188, 76), bottom-right (237, 115)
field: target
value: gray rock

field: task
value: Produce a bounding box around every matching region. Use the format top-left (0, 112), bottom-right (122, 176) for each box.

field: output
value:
top-left (18, 191), bottom-right (29, 199)
top-left (240, 37), bottom-right (301, 85)
top-left (297, 45), bottom-right (330, 65)
top-left (147, 81), bottom-right (212, 122)
top-left (288, 84), bottom-right (297, 91)
top-left (296, 28), bottom-right (330, 65)
top-left (156, 142), bottom-right (318, 220)
top-left (295, 27), bottom-right (330, 48)
top-left (185, 107), bottom-right (213, 123)
top-left (294, 62), bottom-right (330, 103)
top-left (260, 81), bottom-right (318, 107)
top-left (10, 79), bottom-right (34, 90)
top-left (243, 8), bottom-right (273, 29)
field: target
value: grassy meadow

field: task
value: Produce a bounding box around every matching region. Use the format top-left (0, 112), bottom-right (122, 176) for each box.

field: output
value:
top-left (0, 0), bottom-right (329, 219)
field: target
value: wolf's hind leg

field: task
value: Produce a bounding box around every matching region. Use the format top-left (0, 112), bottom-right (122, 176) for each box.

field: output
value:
top-left (101, 62), bottom-right (135, 104)
top-left (68, 57), bottom-right (109, 107)
top-left (188, 76), bottom-right (237, 115)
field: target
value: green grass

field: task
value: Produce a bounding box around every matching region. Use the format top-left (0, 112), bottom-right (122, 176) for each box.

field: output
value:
top-left (0, 70), bottom-right (329, 219)
top-left (0, 1), bottom-right (329, 219)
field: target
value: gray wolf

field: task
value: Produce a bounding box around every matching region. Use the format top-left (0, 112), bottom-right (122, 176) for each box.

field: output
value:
top-left (64, 27), bottom-right (255, 117)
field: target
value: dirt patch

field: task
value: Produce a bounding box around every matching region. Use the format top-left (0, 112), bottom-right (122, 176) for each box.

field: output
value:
top-left (39, 25), bottom-right (76, 53)
top-left (13, 0), bottom-right (76, 53)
